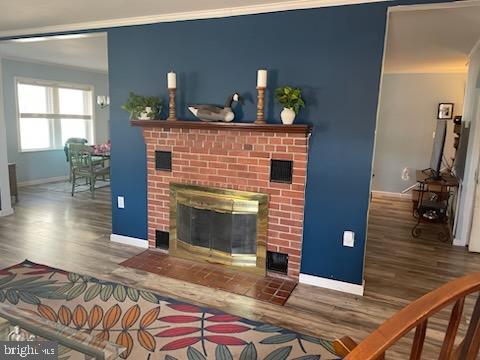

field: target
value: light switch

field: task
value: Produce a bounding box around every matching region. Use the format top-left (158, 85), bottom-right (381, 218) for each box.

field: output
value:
top-left (118, 196), bottom-right (125, 209)
top-left (343, 231), bottom-right (355, 247)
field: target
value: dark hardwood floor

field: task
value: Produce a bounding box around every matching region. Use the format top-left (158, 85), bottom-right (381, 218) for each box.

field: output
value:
top-left (0, 185), bottom-right (479, 359)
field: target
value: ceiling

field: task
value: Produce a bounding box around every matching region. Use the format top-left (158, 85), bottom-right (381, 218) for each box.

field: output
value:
top-left (385, 3), bottom-right (480, 73)
top-left (0, 0), bottom-right (321, 36)
top-left (0, 33), bottom-right (108, 72)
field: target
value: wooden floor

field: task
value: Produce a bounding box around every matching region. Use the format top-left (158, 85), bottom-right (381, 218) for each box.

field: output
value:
top-left (1, 186), bottom-right (479, 359)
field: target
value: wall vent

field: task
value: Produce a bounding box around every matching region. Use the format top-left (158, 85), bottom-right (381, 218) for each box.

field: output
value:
top-left (155, 230), bottom-right (169, 250)
top-left (155, 151), bottom-right (172, 171)
top-left (266, 251), bottom-right (288, 274)
top-left (270, 159), bottom-right (293, 183)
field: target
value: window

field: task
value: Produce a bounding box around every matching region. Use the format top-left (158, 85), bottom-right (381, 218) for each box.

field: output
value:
top-left (16, 78), bottom-right (94, 151)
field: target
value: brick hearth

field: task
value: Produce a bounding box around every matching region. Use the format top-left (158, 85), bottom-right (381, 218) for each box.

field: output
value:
top-left (142, 124), bottom-right (310, 279)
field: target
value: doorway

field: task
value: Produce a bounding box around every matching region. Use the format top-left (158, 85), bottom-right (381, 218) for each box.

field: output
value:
top-left (0, 32), bottom-right (112, 236)
top-left (365, 2), bottom-right (480, 296)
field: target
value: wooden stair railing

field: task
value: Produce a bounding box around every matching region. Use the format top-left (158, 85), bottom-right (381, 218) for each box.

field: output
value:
top-left (333, 273), bottom-right (480, 359)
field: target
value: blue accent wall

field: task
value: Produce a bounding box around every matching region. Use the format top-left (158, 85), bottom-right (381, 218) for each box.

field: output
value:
top-left (107, 0), bottom-right (444, 284)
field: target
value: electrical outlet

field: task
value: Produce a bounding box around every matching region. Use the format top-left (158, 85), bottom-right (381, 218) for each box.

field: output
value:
top-left (343, 231), bottom-right (355, 247)
top-left (117, 196), bottom-right (125, 209)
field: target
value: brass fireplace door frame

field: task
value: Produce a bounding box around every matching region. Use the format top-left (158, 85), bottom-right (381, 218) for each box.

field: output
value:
top-left (169, 183), bottom-right (268, 275)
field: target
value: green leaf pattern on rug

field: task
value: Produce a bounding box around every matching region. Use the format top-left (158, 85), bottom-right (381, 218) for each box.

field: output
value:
top-left (114, 285), bottom-right (127, 302)
top-left (84, 283), bottom-right (102, 302)
top-left (100, 284), bottom-right (114, 301)
top-left (139, 290), bottom-right (158, 304)
top-left (264, 346), bottom-right (292, 360)
top-left (261, 333), bottom-right (298, 344)
top-left (127, 287), bottom-right (139, 302)
top-left (187, 346), bottom-right (207, 360)
top-left (66, 282), bottom-right (87, 300)
top-left (239, 342), bottom-right (257, 360)
top-left (215, 344), bottom-right (233, 360)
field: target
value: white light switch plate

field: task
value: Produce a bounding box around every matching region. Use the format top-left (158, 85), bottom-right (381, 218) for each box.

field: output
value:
top-left (117, 196), bottom-right (125, 209)
top-left (343, 231), bottom-right (355, 247)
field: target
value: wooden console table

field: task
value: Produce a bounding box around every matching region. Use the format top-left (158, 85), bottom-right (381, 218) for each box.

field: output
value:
top-left (411, 170), bottom-right (459, 241)
top-left (8, 163), bottom-right (18, 203)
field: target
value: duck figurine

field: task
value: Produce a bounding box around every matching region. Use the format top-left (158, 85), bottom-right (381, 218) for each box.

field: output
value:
top-left (188, 93), bottom-right (240, 122)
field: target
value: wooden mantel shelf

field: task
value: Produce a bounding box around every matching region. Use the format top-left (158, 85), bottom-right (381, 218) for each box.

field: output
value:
top-left (131, 119), bottom-right (312, 135)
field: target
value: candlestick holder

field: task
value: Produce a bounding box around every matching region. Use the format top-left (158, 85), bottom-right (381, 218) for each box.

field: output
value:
top-left (255, 86), bottom-right (266, 124)
top-left (167, 88), bottom-right (177, 121)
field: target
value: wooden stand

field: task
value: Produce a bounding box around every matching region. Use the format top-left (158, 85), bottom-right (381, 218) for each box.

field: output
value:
top-left (255, 87), bottom-right (266, 124)
top-left (411, 170), bottom-right (459, 241)
top-left (167, 88), bottom-right (177, 121)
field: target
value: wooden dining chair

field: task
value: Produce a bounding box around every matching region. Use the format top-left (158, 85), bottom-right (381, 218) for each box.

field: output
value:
top-left (69, 144), bottom-right (110, 199)
top-left (334, 272), bottom-right (480, 359)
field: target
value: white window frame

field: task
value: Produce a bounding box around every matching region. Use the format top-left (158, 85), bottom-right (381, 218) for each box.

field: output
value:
top-left (15, 77), bottom-right (96, 152)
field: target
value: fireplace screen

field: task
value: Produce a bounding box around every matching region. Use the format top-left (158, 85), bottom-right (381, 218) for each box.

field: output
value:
top-left (169, 183), bottom-right (268, 274)
top-left (177, 204), bottom-right (257, 255)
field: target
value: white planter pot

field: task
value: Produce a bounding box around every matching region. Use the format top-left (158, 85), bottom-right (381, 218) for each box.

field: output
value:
top-left (139, 107), bottom-right (153, 120)
top-left (281, 107), bottom-right (296, 125)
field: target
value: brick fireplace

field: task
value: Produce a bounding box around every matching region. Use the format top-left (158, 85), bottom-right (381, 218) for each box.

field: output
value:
top-left (137, 121), bottom-right (310, 279)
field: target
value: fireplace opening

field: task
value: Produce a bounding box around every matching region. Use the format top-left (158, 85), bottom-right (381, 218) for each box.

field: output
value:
top-left (177, 204), bottom-right (257, 255)
top-left (169, 183), bottom-right (268, 275)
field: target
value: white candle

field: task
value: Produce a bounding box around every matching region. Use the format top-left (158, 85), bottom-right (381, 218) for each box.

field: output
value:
top-left (167, 71), bottom-right (176, 89)
top-left (257, 69), bottom-right (267, 88)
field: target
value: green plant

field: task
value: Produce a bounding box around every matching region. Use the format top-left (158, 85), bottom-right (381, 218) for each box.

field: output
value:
top-left (275, 86), bottom-right (305, 115)
top-left (121, 92), bottom-right (162, 119)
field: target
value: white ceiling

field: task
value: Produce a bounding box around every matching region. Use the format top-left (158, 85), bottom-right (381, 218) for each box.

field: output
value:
top-left (0, 33), bottom-right (108, 72)
top-left (0, 0), bottom-right (327, 36)
top-left (385, 3), bottom-right (480, 73)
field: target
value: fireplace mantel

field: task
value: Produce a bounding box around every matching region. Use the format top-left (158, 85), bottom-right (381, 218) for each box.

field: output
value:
top-left (131, 119), bottom-right (311, 135)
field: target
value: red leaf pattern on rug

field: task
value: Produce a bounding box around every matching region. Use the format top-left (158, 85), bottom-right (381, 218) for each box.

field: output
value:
top-left (156, 327), bottom-right (200, 337)
top-left (158, 315), bottom-right (201, 323)
top-left (205, 324), bottom-right (250, 333)
top-left (160, 336), bottom-right (201, 351)
top-left (206, 314), bottom-right (241, 322)
top-left (167, 304), bottom-right (202, 313)
top-left (204, 335), bottom-right (247, 345)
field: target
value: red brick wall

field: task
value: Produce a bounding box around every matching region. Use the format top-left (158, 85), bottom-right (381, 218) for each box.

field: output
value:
top-left (143, 127), bottom-right (309, 279)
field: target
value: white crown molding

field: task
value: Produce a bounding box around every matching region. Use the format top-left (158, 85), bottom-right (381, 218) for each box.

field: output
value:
top-left (299, 273), bottom-right (365, 295)
top-left (1, 55), bottom-right (108, 74)
top-left (383, 68), bottom-right (469, 75)
top-left (110, 234), bottom-right (149, 248)
top-left (0, 0), bottom-right (391, 38)
top-left (388, 0), bottom-right (480, 13)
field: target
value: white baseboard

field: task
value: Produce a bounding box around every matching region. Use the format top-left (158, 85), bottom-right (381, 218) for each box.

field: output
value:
top-left (299, 273), bottom-right (365, 296)
top-left (453, 237), bottom-right (467, 247)
top-left (371, 190), bottom-right (411, 199)
top-left (110, 234), bottom-right (149, 248)
top-left (0, 207), bottom-right (14, 217)
top-left (19, 176), bottom-right (68, 187)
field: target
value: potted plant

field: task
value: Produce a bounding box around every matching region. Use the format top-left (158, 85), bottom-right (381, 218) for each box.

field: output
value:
top-left (121, 92), bottom-right (163, 120)
top-left (275, 86), bottom-right (305, 125)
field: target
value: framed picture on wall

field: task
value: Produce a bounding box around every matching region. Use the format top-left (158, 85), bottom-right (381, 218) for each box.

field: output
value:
top-left (437, 103), bottom-right (454, 119)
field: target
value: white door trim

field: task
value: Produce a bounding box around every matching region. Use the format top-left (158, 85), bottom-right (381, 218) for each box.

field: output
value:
top-left (0, 55), bottom-right (13, 217)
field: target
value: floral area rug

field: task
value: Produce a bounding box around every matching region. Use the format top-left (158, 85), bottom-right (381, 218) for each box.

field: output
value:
top-left (0, 260), bottom-right (341, 359)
